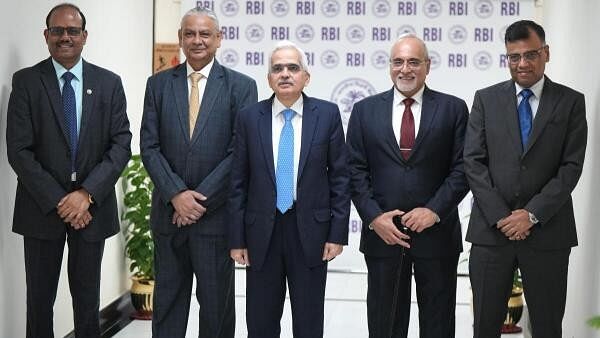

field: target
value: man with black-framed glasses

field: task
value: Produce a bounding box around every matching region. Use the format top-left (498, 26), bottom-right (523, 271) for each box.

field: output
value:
top-left (464, 20), bottom-right (588, 338)
top-left (6, 3), bottom-right (132, 337)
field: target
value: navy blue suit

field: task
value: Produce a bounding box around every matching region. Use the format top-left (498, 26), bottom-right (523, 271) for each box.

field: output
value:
top-left (228, 94), bottom-right (350, 338)
top-left (347, 87), bottom-right (469, 338)
top-left (141, 61), bottom-right (257, 338)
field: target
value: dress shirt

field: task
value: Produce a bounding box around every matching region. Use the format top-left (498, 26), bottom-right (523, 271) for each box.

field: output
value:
top-left (186, 59), bottom-right (213, 114)
top-left (515, 76), bottom-right (544, 120)
top-left (392, 85), bottom-right (425, 144)
top-left (53, 58), bottom-right (83, 133)
top-left (272, 97), bottom-right (303, 200)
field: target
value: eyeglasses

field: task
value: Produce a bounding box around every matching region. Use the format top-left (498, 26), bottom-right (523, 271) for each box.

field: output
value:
top-left (390, 58), bottom-right (426, 70)
top-left (270, 63), bottom-right (302, 74)
top-left (48, 26), bottom-right (83, 37)
top-left (506, 46), bottom-right (546, 64)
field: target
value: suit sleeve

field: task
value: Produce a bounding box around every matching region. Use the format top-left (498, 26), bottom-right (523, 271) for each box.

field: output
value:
top-left (140, 76), bottom-right (188, 204)
top-left (6, 72), bottom-right (66, 214)
top-left (424, 99), bottom-right (470, 221)
top-left (346, 102), bottom-right (383, 225)
top-left (80, 75), bottom-right (132, 205)
top-left (524, 93), bottom-right (587, 224)
top-left (194, 77), bottom-right (258, 212)
top-left (326, 106), bottom-right (351, 245)
top-left (227, 108), bottom-right (250, 249)
top-left (463, 91), bottom-right (512, 226)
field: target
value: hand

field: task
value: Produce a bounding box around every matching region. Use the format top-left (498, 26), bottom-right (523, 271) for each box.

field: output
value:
top-left (69, 210), bottom-right (92, 230)
top-left (370, 210), bottom-right (410, 248)
top-left (497, 209), bottom-right (534, 240)
top-left (230, 249), bottom-right (250, 266)
top-left (170, 190), bottom-right (207, 226)
top-left (322, 243), bottom-right (343, 261)
top-left (401, 207), bottom-right (438, 233)
top-left (57, 189), bottom-right (90, 224)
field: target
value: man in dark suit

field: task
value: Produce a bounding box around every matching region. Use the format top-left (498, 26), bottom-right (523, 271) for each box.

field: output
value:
top-left (228, 40), bottom-right (350, 338)
top-left (464, 20), bottom-right (587, 338)
top-left (140, 6), bottom-right (257, 338)
top-left (6, 4), bottom-right (132, 338)
top-left (347, 34), bottom-right (469, 338)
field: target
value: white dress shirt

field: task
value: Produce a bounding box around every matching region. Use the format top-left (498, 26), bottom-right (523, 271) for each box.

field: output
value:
top-left (272, 97), bottom-right (303, 200)
top-left (392, 85), bottom-right (425, 144)
top-left (515, 76), bottom-right (544, 120)
top-left (186, 59), bottom-right (213, 114)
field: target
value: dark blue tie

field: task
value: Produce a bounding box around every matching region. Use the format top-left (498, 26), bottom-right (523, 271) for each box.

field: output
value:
top-left (62, 72), bottom-right (78, 179)
top-left (276, 109), bottom-right (295, 213)
top-left (518, 89), bottom-right (533, 150)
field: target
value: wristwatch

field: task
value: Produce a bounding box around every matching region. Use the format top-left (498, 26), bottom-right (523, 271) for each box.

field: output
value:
top-left (528, 212), bottom-right (539, 224)
top-left (88, 193), bottom-right (94, 205)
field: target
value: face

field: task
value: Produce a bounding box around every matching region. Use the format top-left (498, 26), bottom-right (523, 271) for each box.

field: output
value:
top-left (268, 48), bottom-right (310, 103)
top-left (44, 7), bottom-right (87, 69)
top-left (178, 14), bottom-right (222, 70)
top-left (389, 37), bottom-right (430, 97)
top-left (505, 30), bottom-right (549, 88)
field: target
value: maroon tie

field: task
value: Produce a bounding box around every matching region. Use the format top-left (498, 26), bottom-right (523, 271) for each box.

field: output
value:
top-left (400, 98), bottom-right (415, 160)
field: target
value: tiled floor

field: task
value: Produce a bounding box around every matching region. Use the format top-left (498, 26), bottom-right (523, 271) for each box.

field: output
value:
top-left (113, 270), bottom-right (526, 338)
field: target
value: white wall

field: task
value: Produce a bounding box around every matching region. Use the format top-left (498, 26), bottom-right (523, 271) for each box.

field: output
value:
top-left (0, 1), bottom-right (152, 336)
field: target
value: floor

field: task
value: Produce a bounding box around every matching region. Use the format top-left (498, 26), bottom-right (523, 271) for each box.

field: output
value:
top-left (113, 269), bottom-right (526, 338)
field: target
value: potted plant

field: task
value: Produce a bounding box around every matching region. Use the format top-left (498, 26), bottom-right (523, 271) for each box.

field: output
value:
top-left (588, 316), bottom-right (600, 330)
top-left (121, 154), bottom-right (154, 320)
top-left (502, 269), bottom-right (524, 333)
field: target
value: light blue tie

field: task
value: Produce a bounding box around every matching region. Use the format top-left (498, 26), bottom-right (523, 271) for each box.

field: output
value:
top-left (276, 109), bottom-right (295, 213)
top-left (518, 89), bottom-right (533, 150)
top-left (62, 72), bottom-right (78, 178)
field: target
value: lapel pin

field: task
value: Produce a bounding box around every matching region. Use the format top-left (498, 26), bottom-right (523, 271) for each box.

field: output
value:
top-left (86, 89), bottom-right (93, 95)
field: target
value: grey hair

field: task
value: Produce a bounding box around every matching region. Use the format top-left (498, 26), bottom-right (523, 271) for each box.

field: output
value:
top-left (181, 6), bottom-right (220, 29)
top-left (268, 40), bottom-right (310, 74)
top-left (392, 33), bottom-right (430, 60)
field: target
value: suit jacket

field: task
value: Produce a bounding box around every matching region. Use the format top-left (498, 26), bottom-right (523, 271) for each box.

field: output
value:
top-left (141, 61), bottom-right (257, 235)
top-left (228, 94), bottom-right (350, 270)
top-left (6, 57), bottom-right (132, 241)
top-left (347, 86), bottom-right (469, 258)
top-left (464, 76), bottom-right (587, 249)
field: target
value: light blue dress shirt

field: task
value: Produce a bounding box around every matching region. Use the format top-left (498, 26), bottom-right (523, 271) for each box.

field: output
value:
top-left (52, 58), bottom-right (83, 134)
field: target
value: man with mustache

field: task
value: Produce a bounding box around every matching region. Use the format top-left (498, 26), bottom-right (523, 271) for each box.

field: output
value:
top-left (6, 3), bottom-right (132, 337)
top-left (140, 6), bottom-right (257, 338)
top-left (346, 34), bottom-right (469, 338)
top-left (228, 40), bottom-right (350, 338)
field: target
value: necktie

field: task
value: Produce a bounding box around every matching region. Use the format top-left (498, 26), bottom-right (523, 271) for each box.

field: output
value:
top-left (276, 109), bottom-right (295, 213)
top-left (189, 72), bottom-right (202, 139)
top-left (400, 98), bottom-right (415, 160)
top-left (518, 89), bottom-right (533, 150)
top-left (62, 72), bottom-right (77, 180)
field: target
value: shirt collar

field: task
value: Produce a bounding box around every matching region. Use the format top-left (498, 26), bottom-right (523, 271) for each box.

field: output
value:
top-left (272, 95), bottom-right (304, 117)
top-left (394, 84), bottom-right (425, 105)
top-left (515, 76), bottom-right (545, 99)
top-left (186, 58), bottom-right (214, 79)
top-left (52, 57), bottom-right (83, 82)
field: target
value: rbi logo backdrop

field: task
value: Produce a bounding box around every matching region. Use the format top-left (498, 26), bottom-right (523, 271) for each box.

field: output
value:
top-left (331, 78), bottom-right (377, 129)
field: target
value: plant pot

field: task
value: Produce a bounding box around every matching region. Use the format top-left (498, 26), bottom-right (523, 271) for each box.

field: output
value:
top-left (130, 277), bottom-right (154, 320)
top-left (501, 287), bottom-right (524, 334)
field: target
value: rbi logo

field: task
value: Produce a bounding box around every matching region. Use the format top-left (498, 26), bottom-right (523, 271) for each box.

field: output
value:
top-left (331, 78), bottom-right (377, 127)
top-left (428, 51), bottom-right (441, 70)
top-left (473, 51), bottom-right (493, 70)
top-left (320, 50), bottom-right (340, 69)
top-left (397, 25), bottom-right (416, 37)
top-left (245, 24), bottom-right (265, 42)
top-left (475, 0), bottom-right (494, 18)
top-left (321, 0), bottom-right (341, 17)
top-left (219, 49), bottom-right (239, 68)
top-left (448, 25), bottom-right (468, 44)
top-left (220, 0), bottom-right (239, 17)
top-left (295, 24), bottom-right (315, 43)
top-left (346, 25), bottom-right (365, 43)
top-left (271, 0), bottom-right (290, 17)
top-left (423, 0), bottom-right (442, 18)
top-left (372, 0), bottom-right (391, 18)
top-left (371, 50), bottom-right (389, 69)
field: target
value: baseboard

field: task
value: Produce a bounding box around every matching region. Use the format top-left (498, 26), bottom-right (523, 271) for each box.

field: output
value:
top-left (63, 292), bottom-right (136, 338)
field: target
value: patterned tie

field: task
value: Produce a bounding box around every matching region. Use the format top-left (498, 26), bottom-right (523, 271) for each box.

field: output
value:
top-left (62, 71), bottom-right (77, 179)
top-left (518, 89), bottom-right (533, 150)
top-left (400, 98), bottom-right (415, 160)
top-left (189, 72), bottom-right (202, 139)
top-left (276, 109), bottom-right (295, 213)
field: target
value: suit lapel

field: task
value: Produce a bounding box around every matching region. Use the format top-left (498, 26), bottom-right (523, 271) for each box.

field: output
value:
top-left (297, 95), bottom-right (318, 182)
top-left (411, 87), bottom-right (438, 158)
top-left (191, 61), bottom-right (225, 145)
top-left (40, 58), bottom-right (71, 147)
top-left (523, 76), bottom-right (561, 156)
top-left (379, 89), bottom-right (405, 164)
top-left (499, 81), bottom-right (523, 155)
top-left (171, 63), bottom-right (191, 143)
top-left (78, 60), bottom-right (97, 151)
top-left (258, 99), bottom-right (276, 184)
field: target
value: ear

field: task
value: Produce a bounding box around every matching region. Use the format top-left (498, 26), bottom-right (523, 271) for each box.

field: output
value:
top-left (82, 30), bottom-right (88, 45)
top-left (544, 45), bottom-right (550, 62)
top-left (43, 29), bottom-right (49, 42)
top-left (178, 29), bottom-right (183, 47)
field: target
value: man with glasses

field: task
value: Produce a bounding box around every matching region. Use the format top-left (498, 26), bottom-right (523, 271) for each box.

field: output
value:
top-left (6, 3), bottom-right (132, 337)
top-left (228, 40), bottom-right (350, 338)
top-left (347, 34), bottom-right (469, 338)
top-left (140, 6), bottom-right (257, 338)
top-left (464, 20), bottom-right (587, 338)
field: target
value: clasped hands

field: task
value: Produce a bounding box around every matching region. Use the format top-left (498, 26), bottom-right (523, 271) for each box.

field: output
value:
top-left (57, 188), bottom-right (91, 229)
top-left (171, 190), bottom-right (207, 227)
top-left (370, 207), bottom-right (439, 248)
top-left (497, 209), bottom-right (533, 241)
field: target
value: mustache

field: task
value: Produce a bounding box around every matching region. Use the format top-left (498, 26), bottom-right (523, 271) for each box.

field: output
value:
top-left (277, 80), bottom-right (294, 86)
